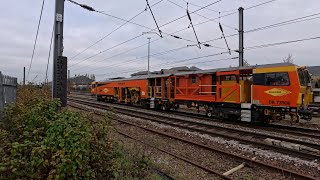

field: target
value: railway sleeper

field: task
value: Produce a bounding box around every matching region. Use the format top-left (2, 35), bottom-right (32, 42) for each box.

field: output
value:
top-left (264, 138), bottom-right (320, 154)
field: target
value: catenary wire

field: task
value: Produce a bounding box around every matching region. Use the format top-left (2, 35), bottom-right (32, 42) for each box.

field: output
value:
top-left (72, 46), bottom-right (190, 73)
top-left (68, 0), bottom-right (224, 67)
top-left (246, 12), bottom-right (320, 33)
top-left (245, 0), bottom-right (277, 10)
top-left (204, 12), bottom-right (320, 44)
top-left (95, 51), bottom-right (230, 77)
top-left (96, 54), bottom-right (234, 77)
top-left (181, 0), bottom-right (238, 13)
top-left (168, 0), bottom-right (238, 30)
top-left (245, 36), bottom-right (320, 50)
top-left (95, 35), bottom-right (319, 78)
top-left (44, 24), bottom-right (54, 83)
top-left (145, 0), bottom-right (163, 37)
top-left (70, 0), bottom-right (276, 67)
top-left (70, 1), bottom-right (238, 71)
top-left (27, 0), bottom-right (45, 80)
top-left (70, 0), bottom-right (278, 72)
top-left (186, 3), bottom-right (202, 48)
top-left (68, 0), bottom-right (164, 61)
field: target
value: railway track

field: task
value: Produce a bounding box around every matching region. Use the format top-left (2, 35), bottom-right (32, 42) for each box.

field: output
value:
top-left (69, 93), bottom-right (320, 140)
top-left (68, 98), bottom-right (318, 180)
top-left (68, 97), bottom-right (320, 160)
top-left (168, 110), bottom-right (320, 140)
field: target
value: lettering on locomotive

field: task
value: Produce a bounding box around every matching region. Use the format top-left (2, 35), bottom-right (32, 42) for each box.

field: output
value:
top-left (264, 88), bottom-right (291, 96)
top-left (268, 100), bottom-right (290, 106)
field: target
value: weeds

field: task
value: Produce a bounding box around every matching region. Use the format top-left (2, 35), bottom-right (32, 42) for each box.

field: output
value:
top-left (0, 86), bottom-right (157, 179)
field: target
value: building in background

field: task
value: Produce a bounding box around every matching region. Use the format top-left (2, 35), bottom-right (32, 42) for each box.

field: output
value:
top-left (131, 66), bottom-right (201, 77)
top-left (307, 66), bottom-right (320, 103)
top-left (69, 75), bottom-right (95, 92)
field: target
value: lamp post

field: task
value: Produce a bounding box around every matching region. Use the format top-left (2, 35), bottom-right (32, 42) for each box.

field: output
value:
top-left (143, 32), bottom-right (159, 76)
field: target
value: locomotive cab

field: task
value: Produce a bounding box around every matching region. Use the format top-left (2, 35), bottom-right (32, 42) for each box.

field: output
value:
top-left (251, 64), bottom-right (313, 122)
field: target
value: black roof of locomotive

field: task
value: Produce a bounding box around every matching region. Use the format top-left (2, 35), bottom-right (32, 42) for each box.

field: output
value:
top-left (98, 62), bottom-right (296, 83)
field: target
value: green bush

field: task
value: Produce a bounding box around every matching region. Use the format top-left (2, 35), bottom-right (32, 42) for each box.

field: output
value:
top-left (0, 86), bottom-right (154, 179)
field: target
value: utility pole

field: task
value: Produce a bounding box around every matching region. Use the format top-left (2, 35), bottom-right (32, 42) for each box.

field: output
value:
top-left (238, 7), bottom-right (244, 67)
top-left (147, 37), bottom-right (151, 75)
top-left (23, 67), bottom-right (26, 85)
top-left (53, 0), bottom-right (67, 107)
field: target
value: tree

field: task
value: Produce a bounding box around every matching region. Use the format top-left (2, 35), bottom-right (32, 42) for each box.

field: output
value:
top-left (283, 54), bottom-right (294, 63)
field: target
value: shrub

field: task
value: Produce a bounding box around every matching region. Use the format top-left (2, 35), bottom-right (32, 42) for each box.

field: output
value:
top-left (0, 86), bottom-right (153, 179)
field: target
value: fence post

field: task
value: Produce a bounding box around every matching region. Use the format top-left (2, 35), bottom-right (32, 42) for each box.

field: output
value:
top-left (0, 72), bottom-right (4, 113)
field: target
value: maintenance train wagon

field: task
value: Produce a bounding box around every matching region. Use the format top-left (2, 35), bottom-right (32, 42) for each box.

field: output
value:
top-left (91, 63), bottom-right (313, 123)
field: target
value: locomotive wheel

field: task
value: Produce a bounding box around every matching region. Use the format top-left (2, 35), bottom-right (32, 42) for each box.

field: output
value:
top-left (207, 111), bottom-right (212, 117)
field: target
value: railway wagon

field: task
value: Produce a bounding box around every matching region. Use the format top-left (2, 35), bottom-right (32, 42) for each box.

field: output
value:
top-left (92, 62), bottom-right (313, 123)
top-left (92, 78), bottom-right (149, 105)
top-left (170, 63), bottom-right (313, 122)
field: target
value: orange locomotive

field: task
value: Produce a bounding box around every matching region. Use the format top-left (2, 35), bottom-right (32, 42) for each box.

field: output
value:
top-left (92, 63), bottom-right (313, 123)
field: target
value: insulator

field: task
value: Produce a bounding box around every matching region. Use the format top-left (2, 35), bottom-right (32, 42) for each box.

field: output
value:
top-left (80, 4), bottom-right (95, 11)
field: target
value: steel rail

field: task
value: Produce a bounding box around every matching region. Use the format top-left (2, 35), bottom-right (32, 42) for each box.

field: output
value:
top-left (68, 100), bottom-right (318, 180)
top-left (68, 97), bottom-right (320, 161)
top-left (68, 92), bottom-right (320, 138)
top-left (68, 101), bottom-right (231, 179)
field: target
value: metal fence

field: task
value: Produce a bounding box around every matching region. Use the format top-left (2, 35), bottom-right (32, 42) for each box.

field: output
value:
top-left (0, 72), bottom-right (17, 113)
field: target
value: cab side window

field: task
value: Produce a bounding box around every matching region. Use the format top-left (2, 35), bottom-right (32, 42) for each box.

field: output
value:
top-left (191, 76), bottom-right (197, 84)
top-left (265, 73), bottom-right (276, 86)
top-left (253, 72), bottom-right (290, 86)
top-left (275, 72), bottom-right (289, 85)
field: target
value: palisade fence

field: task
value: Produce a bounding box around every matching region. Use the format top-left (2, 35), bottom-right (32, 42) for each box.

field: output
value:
top-left (0, 71), bottom-right (17, 113)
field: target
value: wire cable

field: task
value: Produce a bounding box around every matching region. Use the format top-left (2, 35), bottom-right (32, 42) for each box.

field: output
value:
top-left (27, 0), bottom-right (45, 80)
top-left (96, 54), bottom-right (234, 77)
top-left (246, 12), bottom-right (320, 33)
top-left (95, 51), bottom-right (230, 77)
top-left (71, 38), bottom-right (161, 72)
top-left (70, 0), bottom-right (278, 74)
top-left (72, 46), bottom-right (190, 73)
top-left (245, 0), bottom-right (277, 10)
top-left (203, 11), bottom-right (320, 44)
top-left (72, 21), bottom-right (229, 72)
top-left (45, 24), bottom-right (54, 83)
top-left (68, 0), bottom-right (164, 61)
top-left (168, 0), bottom-right (237, 30)
top-left (69, 0), bottom-right (225, 68)
top-left (186, 3), bottom-right (201, 48)
top-left (145, 0), bottom-right (163, 37)
top-left (245, 36), bottom-right (320, 50)
top-left (181, 0), bottom-right (238, 13)
top-left (218, 17), bottom-right (231, 54)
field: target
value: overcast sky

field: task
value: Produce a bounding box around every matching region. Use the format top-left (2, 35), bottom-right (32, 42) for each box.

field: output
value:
top-left (0, 0), bottom-right (319, 83)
